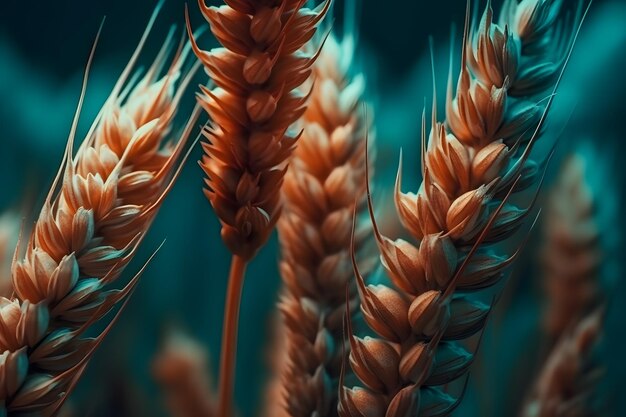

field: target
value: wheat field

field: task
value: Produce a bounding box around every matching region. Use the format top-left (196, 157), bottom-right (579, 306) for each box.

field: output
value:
top-left (0, 0), bottom-right (624, 416)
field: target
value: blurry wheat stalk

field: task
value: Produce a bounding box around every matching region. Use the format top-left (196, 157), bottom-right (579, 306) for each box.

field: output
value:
top-left (0, 6), bottom-right (199, 414)
top-left (339, 0), bottom-right (587, 415)
top-left (273, 25), bottom-right (375, 416)
top-left (187, 1), bottom-right (329, 415)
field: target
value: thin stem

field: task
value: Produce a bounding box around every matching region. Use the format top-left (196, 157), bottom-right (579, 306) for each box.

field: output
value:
top-left (217, 254), bottom-right (247, 417)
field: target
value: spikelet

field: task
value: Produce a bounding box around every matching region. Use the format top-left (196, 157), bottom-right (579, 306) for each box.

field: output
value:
top-left (153, 330), bottom-right (216, 417)
top-left (340, 1), bottom-right (584, 415)
top-left (542, 153), bottom-right (601, 340)
top-left (522, 309), bottom-right (604, 417)
top-left (0, 14), bottom-right (197, 414)
top-left (187, 0), bottom-right (330, 261)
top-left (0, 211), bottom-right (20, 297)
top-left (276, 30), bottom-right (374, 416)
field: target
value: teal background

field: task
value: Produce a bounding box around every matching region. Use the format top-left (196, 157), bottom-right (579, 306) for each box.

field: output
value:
top-left (0, 0), bottom-right (624, 416)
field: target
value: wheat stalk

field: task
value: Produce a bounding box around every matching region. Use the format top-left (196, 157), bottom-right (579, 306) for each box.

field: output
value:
top-left (339, 0), bottom-right (586, 415)
top-left (153, 329), bottom-right (216, 417)
top-left (542, 153), bottom-right (601, 341)
top-left (186, 1), bottom-right (329, 415)
top-left (274, 28), bottom-right (375, 416)
top-left (0, 10), bottom-right (198, 414)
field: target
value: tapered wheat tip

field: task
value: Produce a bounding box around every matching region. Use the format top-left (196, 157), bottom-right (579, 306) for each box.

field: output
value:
top-left (542, 153), bottom-right (602, 340)
top-left (275, 30), bottom-right (375, 417)
top-left (340, 0), bottom-right (584, 415)
top-left (0, 21), bottom-right (197, 414)
top-left (188, 0), bottom-right (330, 261)
top-left (153, 330), bottom-right (216, 417)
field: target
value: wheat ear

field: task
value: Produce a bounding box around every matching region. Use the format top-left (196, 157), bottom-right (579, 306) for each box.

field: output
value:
top-left (186, 1), bottom-right (329, 415)
top-left (275, 29), bottom-right (375, 416)
top-left (522, 308), bottom-right (604, 417)
top-left (0, 12), bottom-right (198, 414)
top-left (153, 330), bottom-right (216, 417)
top-left (542, 153), bottom-right (601, 341)
top-left (521, 147), bottom-right (613, 416)
top-left (339, 0), bottom-right (585, 415)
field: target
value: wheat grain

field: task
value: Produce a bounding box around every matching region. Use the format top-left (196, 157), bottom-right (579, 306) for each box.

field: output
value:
top-left (0, 10), bottom-right (198, 414)
top-left (542, 153), bottom-right (601, 340)
top-left (339, 0), bottom-right (585, 415)
top-left (153, 329), bottom-right (216, 417)
top-left (186, 1), bottom-right (329, 415)
top-left (274, 29), bottom-right (375, 416)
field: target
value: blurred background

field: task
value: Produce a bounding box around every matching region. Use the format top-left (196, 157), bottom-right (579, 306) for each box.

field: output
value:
top-left (0, 0), bottom-right (625, 415)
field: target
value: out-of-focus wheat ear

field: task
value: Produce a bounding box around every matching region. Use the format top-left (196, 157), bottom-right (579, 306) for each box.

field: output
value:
top-left (270, 16), bottom-right (375, 414)
top-left (340, 0), bottom-right (590, 415)
top-left (522, 308), bottom-right (605, 417)
top-left (542, 153), bottom-right (602, 341)
top-left (521, 144), bottom-right (616, 416)
top-left (0, 7), bottom-right (198, 414)
top-left (153, 329), bottom-right (216, 417)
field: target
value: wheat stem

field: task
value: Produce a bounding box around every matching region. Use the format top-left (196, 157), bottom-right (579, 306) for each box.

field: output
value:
top-left (217, 255), bottom-right (247, 417)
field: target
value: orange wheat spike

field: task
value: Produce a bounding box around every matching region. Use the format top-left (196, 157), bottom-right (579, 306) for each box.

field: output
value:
top-left (187, 1), bottom-right (329, 415)
top-left (340, 0), bottom-right (586, 415)
top-left (0, 11), bottom-right (198, 414)
top-left (276, 30), bottom-right (375, 416)
top-left (188, 0), bottom-right (330, 260)
top-left (153, 329), bottom-right (216, 417)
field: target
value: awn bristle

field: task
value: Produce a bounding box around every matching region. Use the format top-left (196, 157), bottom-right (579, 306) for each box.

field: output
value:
top-left (276, 31), bottom-right (374, 417)
top-left (153, 330), bottom-right (216, 417)
top-left (522, 309), bottom-right (604, 417)
top-left (188, 0), bottom-right (330, 261)
top-left (542, 154), bottom-right (601, 340)
top-left (340, 0), bottom-right (584, 415)
top-left (0, 16), bottom-right (197, 414)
